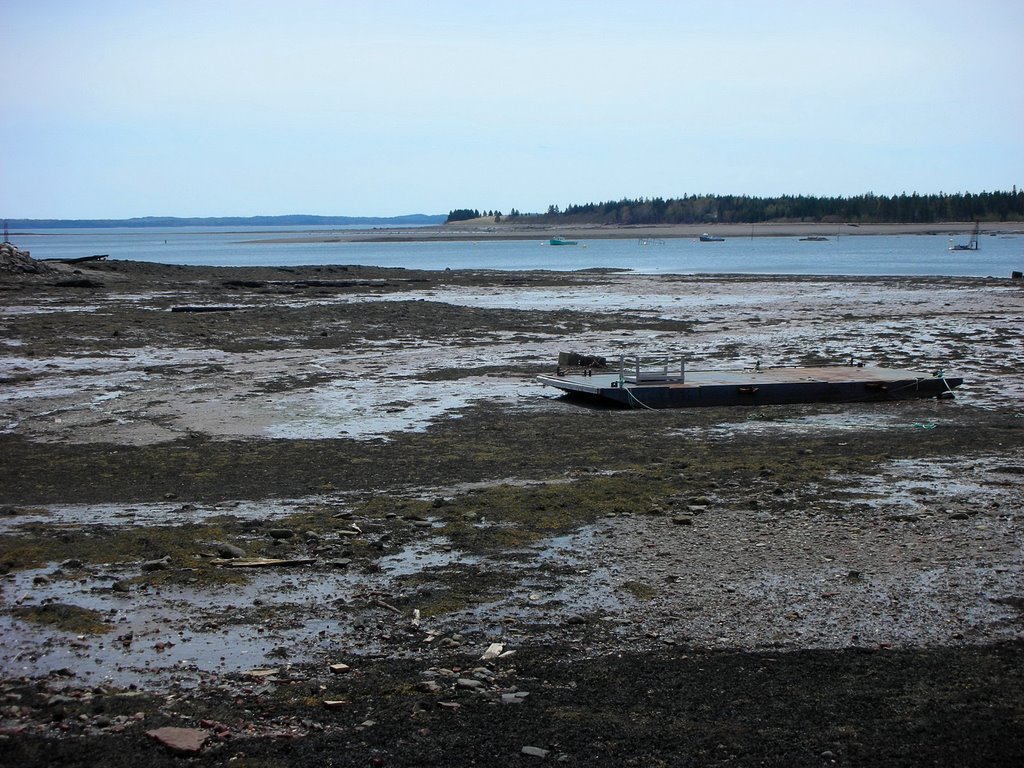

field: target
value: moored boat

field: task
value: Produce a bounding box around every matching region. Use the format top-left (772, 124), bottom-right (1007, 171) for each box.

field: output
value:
top-left (949, 221), bottom-right (980, 251)
top-left (549, 237), bottom-right (578, 246)
top-left (699, 233), bottom-right (725, 242)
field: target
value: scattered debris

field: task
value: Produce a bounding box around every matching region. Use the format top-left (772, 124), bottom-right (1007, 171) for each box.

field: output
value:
top-left (375, 598), bottom-right (402, 615)
top-left (481, 642), bottom-right (504, 660)
top-left (244, 668), bottom-right (280, 678)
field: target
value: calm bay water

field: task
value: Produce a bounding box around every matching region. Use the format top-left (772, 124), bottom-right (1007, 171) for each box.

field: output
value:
top-left (9, 226), bottom-right (1022, 277)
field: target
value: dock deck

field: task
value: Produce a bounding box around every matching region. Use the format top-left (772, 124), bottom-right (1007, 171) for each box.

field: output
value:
top-left (537, 364), bottom-right (962, 409)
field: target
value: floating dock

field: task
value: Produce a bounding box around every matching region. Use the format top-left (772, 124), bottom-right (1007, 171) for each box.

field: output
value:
top-left (537, 357), bottom-right (962, 409)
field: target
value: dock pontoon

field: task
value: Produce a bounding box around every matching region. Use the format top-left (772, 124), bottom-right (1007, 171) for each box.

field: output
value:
top-left (538, 355), bottom-right (962, 409)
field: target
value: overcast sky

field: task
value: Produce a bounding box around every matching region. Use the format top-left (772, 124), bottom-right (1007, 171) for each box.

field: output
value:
top-left (2, 0), bottom-right (1022, 218)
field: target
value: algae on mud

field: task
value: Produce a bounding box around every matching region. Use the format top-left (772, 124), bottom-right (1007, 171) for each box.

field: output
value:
top-left (11, 603), bottom-right (111, 635)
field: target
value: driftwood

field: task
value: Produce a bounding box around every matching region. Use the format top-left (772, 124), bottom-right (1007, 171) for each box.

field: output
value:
top-left (211, 557), bottom-right (316, 568)
top-left (170, 305), bottom-right (242, 313)
top-left (41, 254), bottom-right (109, 264)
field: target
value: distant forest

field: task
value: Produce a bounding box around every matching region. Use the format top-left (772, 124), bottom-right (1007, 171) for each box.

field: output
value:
top-left (449, 190), bottom-right (1024, 225)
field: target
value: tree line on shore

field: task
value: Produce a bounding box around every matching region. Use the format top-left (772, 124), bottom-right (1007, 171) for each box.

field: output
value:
top-left (449, 190), bottom-right (1023, 225)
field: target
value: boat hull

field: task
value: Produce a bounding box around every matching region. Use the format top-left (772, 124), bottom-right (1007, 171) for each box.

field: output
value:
top-left (537, 365), bottom-right (962, 409)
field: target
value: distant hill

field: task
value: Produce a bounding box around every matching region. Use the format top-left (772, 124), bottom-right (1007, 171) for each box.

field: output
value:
top-left (4, 214), bottom-right (446, 229)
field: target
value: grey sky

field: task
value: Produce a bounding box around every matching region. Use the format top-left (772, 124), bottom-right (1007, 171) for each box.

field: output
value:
top-left (2, 0), bottom-right (1021, 218)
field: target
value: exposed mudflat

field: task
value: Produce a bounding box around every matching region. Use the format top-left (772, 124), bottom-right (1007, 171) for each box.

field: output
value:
top-left (1, 259), bottom-right (1023, 766)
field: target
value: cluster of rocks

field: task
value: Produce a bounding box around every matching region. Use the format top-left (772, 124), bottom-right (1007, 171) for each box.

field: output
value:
top-left (0, 680), bottom-right (149, 738)
top-left (0, 242), bottom-right (54, 275)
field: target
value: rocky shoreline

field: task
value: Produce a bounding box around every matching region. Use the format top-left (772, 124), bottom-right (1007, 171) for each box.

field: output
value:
top-left (1, 251), bottom-right (1022, 765)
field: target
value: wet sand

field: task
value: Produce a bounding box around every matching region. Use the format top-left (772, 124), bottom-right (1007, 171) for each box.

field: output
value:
top-left (1, 259), bottom-right (1023, 765)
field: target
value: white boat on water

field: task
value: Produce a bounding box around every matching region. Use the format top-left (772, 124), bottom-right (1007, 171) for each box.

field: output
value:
top-left (949, 222), bottom-right (979, 251)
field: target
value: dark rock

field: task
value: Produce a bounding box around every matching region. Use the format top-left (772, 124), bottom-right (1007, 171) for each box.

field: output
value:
top-left (991, 465), bottom-right (1024, 475)
top-left (216, 542), bottom-right (246, 559)
top-left (54, 278), bottom-right (104, 288)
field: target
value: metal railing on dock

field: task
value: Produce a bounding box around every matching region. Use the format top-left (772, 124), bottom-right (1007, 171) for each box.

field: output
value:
top-left (621, 355), bottom-right (686, 383)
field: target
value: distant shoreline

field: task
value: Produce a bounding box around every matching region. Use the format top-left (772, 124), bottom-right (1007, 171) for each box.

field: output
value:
top-left (10, 220), bottom-right (1021, 244)
top-left (2, 214), bottom-right (445, 230)
top-left (249, 221), bottom-right (1022, 244)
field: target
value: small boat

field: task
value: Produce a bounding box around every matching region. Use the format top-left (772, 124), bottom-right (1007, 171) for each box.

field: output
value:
top-left (949, 221), bottom-right (980, 251)
top-left (538, 354), bottom-right (962, 409)
top-left (699, 233), bottom-right (725, 242)
top-left (549, 237), bottom-right (578, 246)
top-left (799, 236), bottom-right (829, 241)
